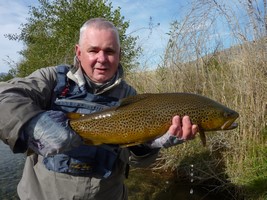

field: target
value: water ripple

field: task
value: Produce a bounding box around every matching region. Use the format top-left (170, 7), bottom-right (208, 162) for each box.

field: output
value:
top-left (0, 141), bottom-right (25, 199)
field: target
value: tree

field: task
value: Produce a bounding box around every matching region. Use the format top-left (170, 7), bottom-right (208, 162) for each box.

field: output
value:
top-left (0, 69), bottom-right (17, 81)
top-left (6, 0), bottom-right (141, 77)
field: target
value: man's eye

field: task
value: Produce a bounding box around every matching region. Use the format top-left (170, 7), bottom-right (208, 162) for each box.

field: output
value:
top-left (88, 50), bottom-right (98, 54)
top-left (106, 50), bottom-right (115, 54)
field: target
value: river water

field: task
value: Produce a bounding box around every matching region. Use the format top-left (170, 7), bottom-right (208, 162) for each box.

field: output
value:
top-left (0, 141), bottom-right (233, 200)
top-left (0, 141), bottom-right (25, 199)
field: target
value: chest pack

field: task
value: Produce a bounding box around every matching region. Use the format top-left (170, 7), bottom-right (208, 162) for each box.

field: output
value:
top-left (42, 65), bottom-right (122, 178)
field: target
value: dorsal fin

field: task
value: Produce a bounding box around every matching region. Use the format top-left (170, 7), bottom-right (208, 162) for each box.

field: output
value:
top-left (119, 93), bottom-right (153, 106)
top-left (67, 93), bottom-right (154, 119)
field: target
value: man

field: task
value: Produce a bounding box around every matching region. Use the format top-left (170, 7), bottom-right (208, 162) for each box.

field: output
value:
top-left (0, 18), bottom-right (198, 200)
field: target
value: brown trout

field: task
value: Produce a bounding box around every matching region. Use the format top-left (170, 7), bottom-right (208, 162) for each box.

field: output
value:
top-left (68, 93), bottom-right (239, 147)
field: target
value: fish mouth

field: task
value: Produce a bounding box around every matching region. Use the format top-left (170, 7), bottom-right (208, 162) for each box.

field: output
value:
top-left (221, 120), bottom-right (238, 130)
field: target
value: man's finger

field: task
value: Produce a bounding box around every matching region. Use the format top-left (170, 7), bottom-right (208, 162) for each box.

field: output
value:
top-left (181, 116), bottom-right (192, 140)
top-left (168, 115), bottom-right (181, 136)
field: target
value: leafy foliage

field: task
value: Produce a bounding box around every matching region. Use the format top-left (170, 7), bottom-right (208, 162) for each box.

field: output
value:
top-left (0, 69), bottom-right (16, 81)
top-left (6, 0), bottom-right (141, 77)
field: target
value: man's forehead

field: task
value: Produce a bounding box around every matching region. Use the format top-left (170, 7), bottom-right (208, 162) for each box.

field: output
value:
top-left (82, 28), bottom-right (120, 47)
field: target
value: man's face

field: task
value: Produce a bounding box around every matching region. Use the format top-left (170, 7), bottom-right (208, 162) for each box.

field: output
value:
top-left (75, 27), bottom-right (121, 83)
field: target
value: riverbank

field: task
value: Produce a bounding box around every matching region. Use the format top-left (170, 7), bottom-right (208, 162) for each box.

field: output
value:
top-left (125, 38), bottom-right (267, 199)
top-left (126, 168), bottom-right (239, 200)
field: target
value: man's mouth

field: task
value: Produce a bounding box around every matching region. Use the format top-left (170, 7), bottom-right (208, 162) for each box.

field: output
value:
top-left (95, 68), bottom-right (108, 72)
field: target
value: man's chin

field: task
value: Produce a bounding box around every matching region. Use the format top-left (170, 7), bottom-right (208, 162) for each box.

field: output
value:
top-left (92, 74), bottom-right (112, 84)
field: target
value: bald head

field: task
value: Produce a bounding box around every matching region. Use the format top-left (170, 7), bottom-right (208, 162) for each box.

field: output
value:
top-left (79, 18), bottom-right (120, 47)
top-left (75, 18), bottom-right (121, 83)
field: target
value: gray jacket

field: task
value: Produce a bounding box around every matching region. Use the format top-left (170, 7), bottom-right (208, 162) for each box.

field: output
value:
top-left (0, 65), bottom-right (159, 200)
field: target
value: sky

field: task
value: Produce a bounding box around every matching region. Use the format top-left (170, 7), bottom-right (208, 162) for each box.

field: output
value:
top-left (0, 0), bottom-right (189, 73)
top-left (0, 1), bottom-right (38, 73)
top-left (0, 0), bottom-right (264, 73)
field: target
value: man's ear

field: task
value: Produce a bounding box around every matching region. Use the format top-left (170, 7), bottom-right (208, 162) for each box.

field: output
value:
top-left (75, 44), bottom-right (81, 58)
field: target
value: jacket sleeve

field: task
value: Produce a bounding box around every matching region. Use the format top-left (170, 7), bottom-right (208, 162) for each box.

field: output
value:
top-left (0, 67), bottom-right (58, 152)
top-left (128, 145), bottom-right (160, 168)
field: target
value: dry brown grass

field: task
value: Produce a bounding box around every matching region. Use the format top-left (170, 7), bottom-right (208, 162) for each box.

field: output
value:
top-left (125, 38), bottom-right (267, 199)
top-left (126, 0), bottom-right (266, 198)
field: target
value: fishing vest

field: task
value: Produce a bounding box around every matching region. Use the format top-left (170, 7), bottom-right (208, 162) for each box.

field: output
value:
top-left (42, 65), bottom-right (122, 179)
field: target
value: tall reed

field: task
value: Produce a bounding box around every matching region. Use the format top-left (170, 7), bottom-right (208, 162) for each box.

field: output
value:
top-left (126, 38), bottom-right (267, 199)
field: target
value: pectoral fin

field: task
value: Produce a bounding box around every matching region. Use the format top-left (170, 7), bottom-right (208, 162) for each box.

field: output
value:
top-left (67, 112), bottom-right (85, 120)
top-left (119, 141), bottom-right (144, 148)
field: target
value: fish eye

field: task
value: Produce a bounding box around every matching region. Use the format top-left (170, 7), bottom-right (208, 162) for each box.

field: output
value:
top-left (224, 112), bottom-right (232, 118)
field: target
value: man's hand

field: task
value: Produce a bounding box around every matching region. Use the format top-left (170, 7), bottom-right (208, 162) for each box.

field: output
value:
top-left (149, 115), bottom-right (198, 148)
top-left (24, 110), bottom-right (83, 156)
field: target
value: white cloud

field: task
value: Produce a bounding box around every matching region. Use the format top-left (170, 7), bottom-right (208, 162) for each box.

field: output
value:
top-left (0, 1), bottom-right (30, 73)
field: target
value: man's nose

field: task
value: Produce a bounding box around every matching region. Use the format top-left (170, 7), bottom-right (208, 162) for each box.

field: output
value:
top-left (97, 50), bottom-right (106, 63)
